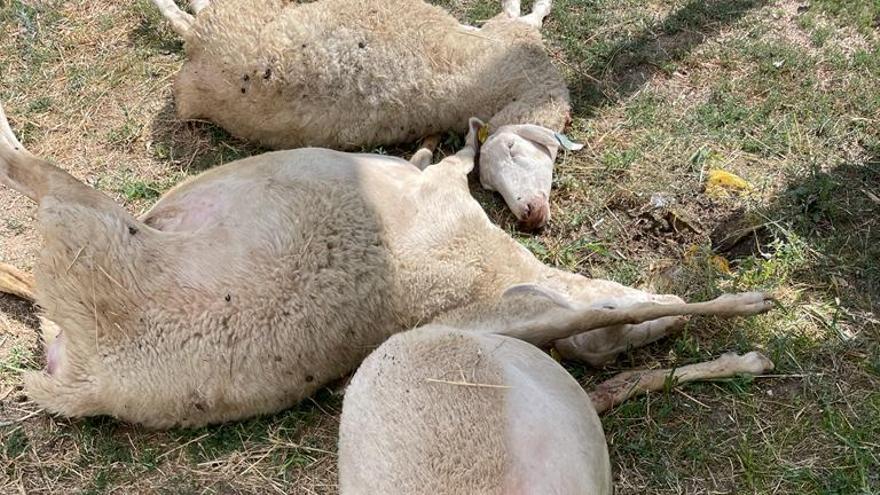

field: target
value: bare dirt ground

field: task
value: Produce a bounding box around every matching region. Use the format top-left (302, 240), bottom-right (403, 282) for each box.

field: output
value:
top-left (1, 0), bottom-right (878, 493)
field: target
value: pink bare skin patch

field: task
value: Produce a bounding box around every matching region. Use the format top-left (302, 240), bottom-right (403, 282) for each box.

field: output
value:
top-left (46, 331), bottom-right (64, 375)
top-left (142, 195), bottom-right (223, 232)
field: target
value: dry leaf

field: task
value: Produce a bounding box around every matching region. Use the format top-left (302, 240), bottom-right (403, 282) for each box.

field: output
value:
top-left (706, 169), bottom-right (752, 199)
top-left (710, 255), bottom-right (731, 274)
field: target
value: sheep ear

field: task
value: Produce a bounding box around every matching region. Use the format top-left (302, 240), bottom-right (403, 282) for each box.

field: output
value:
top-left (465, 117), bottom-right (486, 152)
top-left (502, 283), bottom-right (575, 310)
top-left (505, 124), bottom-right (561, 161)
top-left (554, 132), bottom-right (584, 151)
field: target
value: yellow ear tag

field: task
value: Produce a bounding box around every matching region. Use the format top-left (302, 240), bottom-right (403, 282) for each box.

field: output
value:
top-left (478, 125), bottom-right (489, 144)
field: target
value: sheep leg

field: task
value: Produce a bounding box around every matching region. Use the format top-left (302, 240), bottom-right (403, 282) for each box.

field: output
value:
top-left (506, 284), bottom-right (691, 365)
top-left (1, 99), bottom-right (143, 218)
top-left (588, 351), bottom-right (774, 414)
top-left (0, 103), bottom-right (24, 151)
top-left (499, 291), bottom-right (775, 347)
top-left (189, 0), bottom-right (209, 14)
top-left (0, 102), bottom-right (43, 202)
top-left (429, 118), bottom-right (483, 176)
top-left (0, 106), bottom-right (38, 303)
top-left (520, 0), bottom-right (552, 28)
top-left (410, 134), bottom-right (441, 170)
top-left (555, 316), bottom-right (687, 367)
top-left (502, 0), bottom-right (521, 17)
top-left (0, 262), bottom-right (34, 302)
top-left (151, 0), bottom-right (194, 37)
top-left (0, 101), bottom-right (143, 281)
top-left (0, 102), bottom-right (107, 205)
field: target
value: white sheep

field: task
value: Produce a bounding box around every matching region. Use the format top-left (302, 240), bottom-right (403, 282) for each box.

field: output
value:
top-left (0, 102), bottom-right (773, 429)
top-left (338, 324), bottom-right (774, 494)
top-left (152, 0), bottom-right (574, 229)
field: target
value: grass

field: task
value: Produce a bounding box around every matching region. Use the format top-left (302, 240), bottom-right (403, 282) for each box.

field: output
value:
top-left (0, 0), bottom-right (879, 493)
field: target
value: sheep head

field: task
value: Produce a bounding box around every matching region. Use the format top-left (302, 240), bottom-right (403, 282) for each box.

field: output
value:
top-left (478, 124), bottom-right (561, 231)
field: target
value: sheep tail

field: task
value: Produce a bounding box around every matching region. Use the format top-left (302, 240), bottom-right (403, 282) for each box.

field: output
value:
top-left (151, 0), bottom-right (195, 37)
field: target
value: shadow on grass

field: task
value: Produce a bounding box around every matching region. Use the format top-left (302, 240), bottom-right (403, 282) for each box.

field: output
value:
top-left (576, 155), bottom-right (879, 494)
top-left (127, 0), bottom-right (185, 55)
top-left (147, 99), bottom-right (266, 175)
top-left (0, 294), bottom-right (39, 331)
top-left (567, 0), bottom-right (769, 116)
top-left (713, 157), bottom-right (880, 319)
top-left (125, 0), bottom-right (268, 175)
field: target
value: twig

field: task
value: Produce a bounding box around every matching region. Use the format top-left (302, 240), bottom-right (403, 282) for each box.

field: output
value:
top-left (425, 378), bottom-right (511, 389)
top-left (156, 432), bottom-right (211, 460)
top-left (675, 388), bottom-right (711, 409)
top-left (0, 408), bottom-right (43, 427)
top-left (97, 265), bottom-right (125, 291)
top-left (862, 188), bottom-right (880, 205)
top-left (66, 246), bottom-right (85, 272)
top-left (756, 373), bottom-right (822, 378)
top-left (271, 440), bottom-right (337, 457)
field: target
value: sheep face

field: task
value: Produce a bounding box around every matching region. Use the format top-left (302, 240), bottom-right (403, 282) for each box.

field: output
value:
top-left (479, 125), bottom-right (559, 231)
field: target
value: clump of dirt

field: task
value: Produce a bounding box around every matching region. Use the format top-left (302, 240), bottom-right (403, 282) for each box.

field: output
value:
top-left (710, 210), bottom-right (777, 261)
top-left (597, 189), bottom-right (742, 261)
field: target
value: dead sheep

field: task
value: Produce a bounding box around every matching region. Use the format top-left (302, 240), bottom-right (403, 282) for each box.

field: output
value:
top-left (0, 103), bottom-right (774, 429)
top-left (152, 0), bottom-right (575, 229)
top-left (339, 323), bottom-right (774, 494)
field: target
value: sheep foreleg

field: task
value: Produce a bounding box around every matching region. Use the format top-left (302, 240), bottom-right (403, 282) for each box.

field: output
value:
top-left (189, 0), bottom-right (209, 14)
top-left (151, 0), bottom-right (195, 37)
top-left (500, 291), bottom-right (775, 347)
top-left (502, 0), bottom-right (521, 17)
top-left (410, 135), bottom-right (441, 170)
top-left (0, 262), bottom-right (34, 302)
top-left (588, 351), bottom-right (774, 414)
top-left (554, 316), bottom-right (687, 367)
top-left (521, 0), bottom-right (552, 28)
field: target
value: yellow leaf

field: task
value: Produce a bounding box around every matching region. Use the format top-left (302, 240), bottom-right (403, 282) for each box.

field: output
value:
top-left (549, 347), bottom-right (562, 362)
top-left (710, 255), bottom-right (731, 274)
top-left (478, 124), bottom-right (490, 144)
top-left (706, 169), bottom-right (752, 199)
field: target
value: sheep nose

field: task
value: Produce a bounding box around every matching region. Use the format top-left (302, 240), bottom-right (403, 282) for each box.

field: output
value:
top-left (519, 196), bottom-right (550, 230)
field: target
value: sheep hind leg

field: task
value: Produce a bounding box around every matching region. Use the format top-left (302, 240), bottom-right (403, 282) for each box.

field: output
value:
top-left (499, 290), bottom-right (776, 348)
top-left (555, 315), bottom-right (688, 367)
top-left (410, 134), bottom-right (441, 170)
top-left (505, 287), bottom-right (688, 366)
top-left (0, 102), bottom-right (122, 212)
top-left (589, 351), bottom-right (775, 414)
top-left (501, 0), bottom-right (521, 17)
top-left (189, 0), bottom-right (209, 14)
top-left (0, 262), bottom-right (35, 301)
top-left (151, 0), bottom-right (195, 37)
top-left (0, 101), bottom-right (46, 202)
top-left (520, 0), bottom-right (552, 28)
top-left (0, 100), bottom-right (142, 302)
